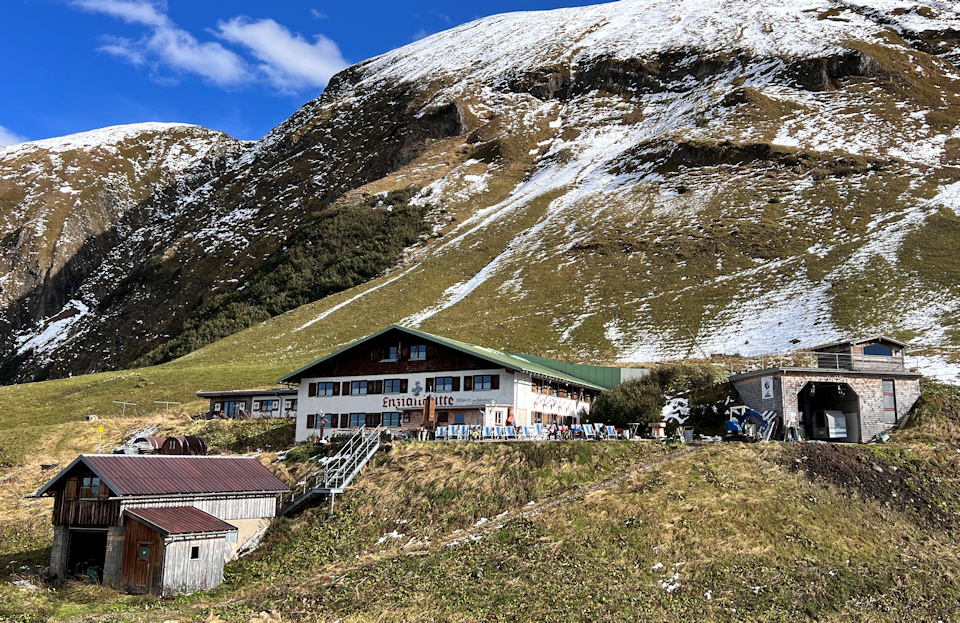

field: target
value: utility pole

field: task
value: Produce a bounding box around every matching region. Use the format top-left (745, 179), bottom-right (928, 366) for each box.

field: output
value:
top-left (153, 401), bottom-right (181, 414)
top-left (113, 401), bottom-right (137, 417)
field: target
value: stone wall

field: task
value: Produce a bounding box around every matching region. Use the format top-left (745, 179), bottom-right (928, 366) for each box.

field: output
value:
top-left (731, 375), bottom-right (784, 415)
top-left (103, 525), bottom-right (125, 587)
top-left (49, 525), bottom-right (68, 581)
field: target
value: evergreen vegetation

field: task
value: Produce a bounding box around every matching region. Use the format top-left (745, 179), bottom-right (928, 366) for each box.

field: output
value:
top-left (588, 363), bottom-right (732, 431)
top-left (135, 189), bottom-right (428, 367)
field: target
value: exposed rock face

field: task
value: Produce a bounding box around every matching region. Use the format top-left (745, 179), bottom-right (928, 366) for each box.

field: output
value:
top-left (4, 0), bottom-right (960, 382)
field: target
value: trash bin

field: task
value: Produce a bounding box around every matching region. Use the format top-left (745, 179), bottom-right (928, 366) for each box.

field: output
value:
top-left (683, 429), bottom-right (694, 442)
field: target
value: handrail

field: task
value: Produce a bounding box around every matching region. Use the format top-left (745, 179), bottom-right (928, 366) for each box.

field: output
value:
top-left (813, 352), bottom-right (906, 372)
top-left (286, 427), bottom-right (382, 507)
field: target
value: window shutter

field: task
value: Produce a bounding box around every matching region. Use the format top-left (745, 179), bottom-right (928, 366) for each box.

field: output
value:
top-left (342, 381), bottom-right (351, 396)
top-left (400, 379), bottom-right (408, 393)
top-left (65, 478), bottom-right (78, 500)
top-left (452, 377), bottom-right (460, 391)
top-left (426, 345), bottom-right (436, 357)
top-left (373, 380), bottom-right (383, 394)
top-left (307, 414), bottom-right (316, 428)
top-left (463, 376), bottom-right (473, 391)
top-left (491, 375), bottom-right (500, 390)
top-left (426, 378), bottom-right (434, 392)
top-left (332, 383), bottom-right (340, 396)
top-left (308, 383), bottom-right (317, 397)
top-left (370, 348), bottom-right (378, 361)
top-left (401, 345), bottom-right (410, 360)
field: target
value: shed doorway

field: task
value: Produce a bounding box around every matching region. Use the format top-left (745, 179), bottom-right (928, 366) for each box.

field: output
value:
top-left (66, 528), bottom-right (107, 581)
top-left (797, 381), bottom-right (861, 442)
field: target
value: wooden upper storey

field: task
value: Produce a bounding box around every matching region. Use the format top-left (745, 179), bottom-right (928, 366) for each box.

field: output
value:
top-left (290, 327), bottom-right (500, 378)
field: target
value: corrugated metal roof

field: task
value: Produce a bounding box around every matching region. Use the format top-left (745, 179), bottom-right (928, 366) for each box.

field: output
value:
top-left (277, 324), bottom-right (609, 390)
top-left (125, 506), bottom-right (237, 536)
top-left (36, 455), bottom-right (289, 498)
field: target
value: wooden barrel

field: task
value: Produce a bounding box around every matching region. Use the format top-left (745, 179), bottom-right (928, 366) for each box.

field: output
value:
top-left (160, 436), bottom-right (186, 455)
top-left (132, 436), bottom-right (165, 454)
top-left (182, 436), bottom-right (207, 456)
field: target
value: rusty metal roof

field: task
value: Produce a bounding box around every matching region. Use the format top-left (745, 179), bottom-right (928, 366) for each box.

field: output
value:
top-left (36, 454), bottom-right (289, 498)
top-left (125, 506), bottom-right (237, 536)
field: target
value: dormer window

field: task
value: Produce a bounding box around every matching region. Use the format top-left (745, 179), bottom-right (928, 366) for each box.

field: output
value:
top-left (410, 345), bottom-right (427, 360)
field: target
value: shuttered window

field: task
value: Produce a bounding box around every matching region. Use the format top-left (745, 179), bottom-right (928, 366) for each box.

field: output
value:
top-left (435, 377), bottom-right (455, 391)
top-left (367, 413), bottom-right (382, 427)
top-left (80, 476), bottom-right (100, 500)
top-left (385, 379), bottom-right (404, 393)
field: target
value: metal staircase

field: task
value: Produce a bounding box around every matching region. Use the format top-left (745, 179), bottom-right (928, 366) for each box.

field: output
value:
top-left (280, 426), bottom-right (382, 515)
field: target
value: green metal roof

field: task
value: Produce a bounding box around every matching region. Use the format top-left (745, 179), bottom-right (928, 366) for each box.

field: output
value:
top-left (278, 324), bottom-right (609, 391)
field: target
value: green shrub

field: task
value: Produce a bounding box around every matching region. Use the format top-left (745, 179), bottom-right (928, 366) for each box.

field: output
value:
top-left (588, 363), bottom-right (729, 430)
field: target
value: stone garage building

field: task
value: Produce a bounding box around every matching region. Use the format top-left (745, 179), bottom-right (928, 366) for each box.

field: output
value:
top-left (729, 336), bottom-right (922, 442)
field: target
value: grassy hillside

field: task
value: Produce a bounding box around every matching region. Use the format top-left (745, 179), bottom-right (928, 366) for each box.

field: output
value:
top-left (2, 381), bottom-right (960, 622)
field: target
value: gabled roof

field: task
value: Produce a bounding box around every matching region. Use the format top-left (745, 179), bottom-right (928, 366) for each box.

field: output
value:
top-left (36, 455), bottom-right (289, 498)
top-left (125, 506), bottom-right (237, 536)
top-left (811, 335), bottom-right (907, 351)
top-left (277, 324), bottom-right (608, 390)
top-left (196, 388), bottom-right (297, 399)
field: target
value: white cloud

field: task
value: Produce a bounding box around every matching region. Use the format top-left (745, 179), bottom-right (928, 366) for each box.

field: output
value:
top-left (217, 17), bottom-right (348, 91)
top-left (73, 0), bottom-right (167, 27)
top-left (70, 1), bottom-right (346, 91)
top-left (310, 9), bottom-right (328, 20)
top-left (0, 125), bottom-right (29, 146)
top-left (73, 0), bottom-right (247, 86)
top-left (412, 28), bottom-right (430, 41)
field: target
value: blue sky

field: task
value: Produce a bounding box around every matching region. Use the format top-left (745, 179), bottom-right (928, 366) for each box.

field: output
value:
top-left (0, 0), bottom-right (595, 144)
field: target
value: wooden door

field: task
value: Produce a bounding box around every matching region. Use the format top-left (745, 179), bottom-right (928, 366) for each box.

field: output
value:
top-left (122, 518), bottom-right (164, 594)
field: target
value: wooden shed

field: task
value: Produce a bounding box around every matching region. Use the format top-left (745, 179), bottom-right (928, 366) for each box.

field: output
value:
top-left (122, 507), bottom-right (237, 595)
top-left (35, 454), bottom-right (288, 595)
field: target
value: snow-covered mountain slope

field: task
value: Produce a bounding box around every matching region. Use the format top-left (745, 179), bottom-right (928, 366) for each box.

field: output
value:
top-left (4, 0), bottom-right (960, 383)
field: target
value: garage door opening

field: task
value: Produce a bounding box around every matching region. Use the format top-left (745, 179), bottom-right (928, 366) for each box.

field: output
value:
top-left (797, 381), bottom-right (860, 442)
top-left (66, 528), bottom-right (107, 581)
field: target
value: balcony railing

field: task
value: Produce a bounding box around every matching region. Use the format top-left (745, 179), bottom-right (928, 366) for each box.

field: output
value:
top-left (813, 352), bottom-right (906, 372)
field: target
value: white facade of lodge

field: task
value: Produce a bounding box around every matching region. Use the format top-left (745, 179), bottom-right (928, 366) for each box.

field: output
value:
top-left (279, 325), bottom-right (642, 442)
